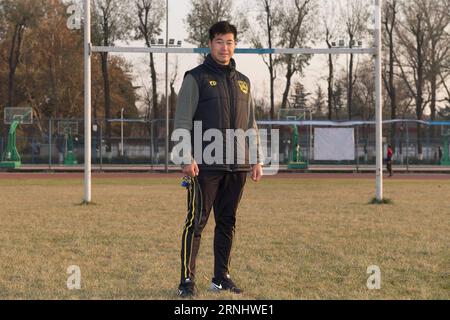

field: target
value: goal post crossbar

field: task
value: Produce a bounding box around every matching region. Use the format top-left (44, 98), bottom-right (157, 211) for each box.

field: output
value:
top-left (91, 46), bottom-right (376, 55)
top-left (83, 0), bottom-right (384, 204)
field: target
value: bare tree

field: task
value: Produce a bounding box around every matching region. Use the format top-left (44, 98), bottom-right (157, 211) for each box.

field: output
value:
top-left (92, 0), bottom-right (133, 156)
top-left (340, 0), bottom-right (370, 120)
top-left (332, 80), bottom-right (344, 120)
top-left (169, 58), bottom-right (179, 120)
top-left (186, 0), bottom-right (240, 61)
top-left (2, 0), bottom-right (43, 109)
top-left (325, 26), bottom-right (334, 120)
top-left (252, 0), bottom-right (282, 120)
top-left (277, 0), bottom-right (316, 111)
top-left (321, 0), bottom-right (339, 120)
top-left (351, 58), bottom-right (376, 121)
top-left (0, 1), bottom-right (7, 42)
top-left (312, 85), bottom-right (325, 117)
top-left (0, 0), bottom-right (7, 134)
top-left (422, 0), bottom-right (450, 133)
top-left (186, 0), bottom-right (231, 48)
top-left (382, 0), bottom-right (400, 146)
top-left (135, 0), bottom-right (164, 121)
top-left (396, 0), bottom-right (430, 158)
top-left (440, 68), bottom-right (450, 108)
top-left (0, 0), bottom-right (138, 140)
top-left (290, 81), bottom-right (310, 109)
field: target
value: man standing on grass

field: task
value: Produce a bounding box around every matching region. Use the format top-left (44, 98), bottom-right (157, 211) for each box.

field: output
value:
top-left (174, 21), bottom-right (263, 298)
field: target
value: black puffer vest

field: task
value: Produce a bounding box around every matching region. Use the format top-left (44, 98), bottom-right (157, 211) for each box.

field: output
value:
top-left (187, 54), bottom-right (252, 172)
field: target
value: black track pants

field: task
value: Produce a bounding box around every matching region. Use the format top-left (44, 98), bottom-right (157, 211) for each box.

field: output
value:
top-left (180, 171), bottom-right (247, 282)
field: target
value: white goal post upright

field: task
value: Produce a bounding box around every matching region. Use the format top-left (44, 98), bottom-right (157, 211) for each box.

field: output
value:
top-left (83, 0), bottom-right (384, 203)
top-left (374, 0), bottom-right (384, 201)
top-left (84, 0), bottom-right (91, 203)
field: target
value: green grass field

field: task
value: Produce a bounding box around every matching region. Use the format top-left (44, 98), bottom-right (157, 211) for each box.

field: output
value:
top-left (0, 176), bottom-right (448, 300)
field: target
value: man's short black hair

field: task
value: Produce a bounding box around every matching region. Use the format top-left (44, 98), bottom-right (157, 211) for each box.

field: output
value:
top-left (209, 21), bottom-right (237, 41)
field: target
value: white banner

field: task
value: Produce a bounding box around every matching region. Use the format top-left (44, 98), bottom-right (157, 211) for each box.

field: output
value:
top-left (314, 128), bottom-right (355, 161)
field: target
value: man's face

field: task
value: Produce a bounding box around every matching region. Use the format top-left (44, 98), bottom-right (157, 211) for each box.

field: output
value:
top-left (208, 33), bottom-right (236, 65)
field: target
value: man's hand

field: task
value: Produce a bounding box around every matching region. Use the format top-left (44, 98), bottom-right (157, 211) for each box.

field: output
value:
top-left (182, 161), bottom-right (199, 177)
top-left (251, 164), bottom-right (263, 182)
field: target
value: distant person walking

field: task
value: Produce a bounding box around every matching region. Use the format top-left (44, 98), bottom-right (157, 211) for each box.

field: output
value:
top-left (386, 144), bottom-right (393, 177)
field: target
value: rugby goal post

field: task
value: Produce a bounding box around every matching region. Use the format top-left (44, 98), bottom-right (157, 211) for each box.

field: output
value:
top-left (82, 0), bottom-right (384, 203)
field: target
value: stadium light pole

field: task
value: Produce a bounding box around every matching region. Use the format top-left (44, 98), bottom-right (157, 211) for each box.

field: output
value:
top-left (374, 0), bottom-right (383, 201)
top-left (121, 107), bottom-right (124, 156)
top-left (84, 0), bottom-right (92, 204)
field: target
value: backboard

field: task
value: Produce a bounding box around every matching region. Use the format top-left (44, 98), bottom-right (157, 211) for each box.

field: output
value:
top-left (58, 121), bottom-right (79, 135)
top-left (4, 107), bottom-right (33, 124)
top-left (278, 108), bottom-right (311, 121)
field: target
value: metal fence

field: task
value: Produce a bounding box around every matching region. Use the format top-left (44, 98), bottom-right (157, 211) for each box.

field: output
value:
top-left (1, 118), bottom-right (449, 167)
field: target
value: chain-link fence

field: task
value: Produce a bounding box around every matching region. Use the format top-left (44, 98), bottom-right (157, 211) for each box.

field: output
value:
top-left (259, 121), bottom-right (449, 166)
top-left (1, 118), bottom-right (449, 167)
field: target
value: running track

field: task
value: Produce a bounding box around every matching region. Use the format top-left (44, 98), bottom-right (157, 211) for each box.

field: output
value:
top-left (0, 172), bottom-right (448, 180)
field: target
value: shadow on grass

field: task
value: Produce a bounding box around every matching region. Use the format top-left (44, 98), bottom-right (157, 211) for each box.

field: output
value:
top-left (75, 201), bottom-right (99, 206)
top-left (368, 198), bottom-right (394, 205)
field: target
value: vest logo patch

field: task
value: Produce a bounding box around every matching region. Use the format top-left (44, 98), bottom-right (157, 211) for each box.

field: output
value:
top-left (238, 81), bottom-right (248, 94)
top-left (209, 80), bottom-right (217, 87)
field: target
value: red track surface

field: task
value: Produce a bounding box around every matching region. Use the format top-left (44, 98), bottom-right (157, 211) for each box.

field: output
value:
top-left (0, 172), bottom-right (448, 180)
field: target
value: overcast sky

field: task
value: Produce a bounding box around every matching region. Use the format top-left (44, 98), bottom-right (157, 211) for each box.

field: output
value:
top-left (92, 0), bottom-right (374, 112)
top-left (66, 0), bottom-right (450, 117)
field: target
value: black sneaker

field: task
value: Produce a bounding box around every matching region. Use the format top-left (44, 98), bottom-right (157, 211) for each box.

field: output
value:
top-left (178, 278), bottom-right (196, 298)
top-left (210, 274), bottom-right (242, 294)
